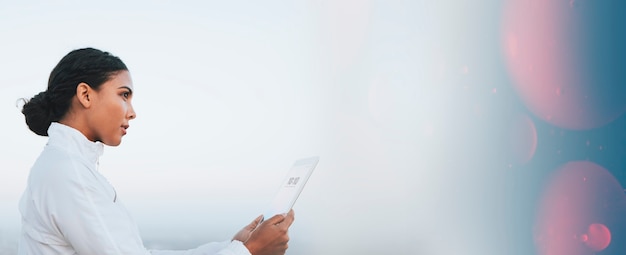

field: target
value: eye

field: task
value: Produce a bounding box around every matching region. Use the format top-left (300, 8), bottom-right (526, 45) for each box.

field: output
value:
top-left (122, 92), bottom-right (130, 99)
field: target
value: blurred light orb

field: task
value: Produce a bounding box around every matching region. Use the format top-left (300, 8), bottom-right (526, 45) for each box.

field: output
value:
top-left (509, 114), bottom-right (537, 164)
top-left (502, 0), bottom-right (626, 130)
top-left (534, 161), bottom-right (625, 255)
top-left (585, 223), bottom-right (611, 251)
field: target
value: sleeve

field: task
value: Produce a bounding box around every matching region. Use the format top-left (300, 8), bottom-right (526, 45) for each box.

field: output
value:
top-left (41, 155), bottom-right (251, 255)
top-left (149, 240), bottom-right (251, 255)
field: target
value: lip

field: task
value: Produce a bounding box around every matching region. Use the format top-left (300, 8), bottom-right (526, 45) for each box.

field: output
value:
top-left (121, 125), bottom-right (129, 135)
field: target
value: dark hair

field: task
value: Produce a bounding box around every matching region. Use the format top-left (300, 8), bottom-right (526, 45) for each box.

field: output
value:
top-left (21, 48), bottom-right (128, 136)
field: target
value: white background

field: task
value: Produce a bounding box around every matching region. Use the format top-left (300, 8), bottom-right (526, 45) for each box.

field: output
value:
top-left (0, 1), bottom-right (513, 254)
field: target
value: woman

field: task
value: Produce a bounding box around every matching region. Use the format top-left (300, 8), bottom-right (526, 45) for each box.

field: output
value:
top-left (19, 48), bottom-right (294, 255)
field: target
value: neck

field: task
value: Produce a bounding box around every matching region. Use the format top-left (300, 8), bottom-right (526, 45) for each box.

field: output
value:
top-left (59, 113), bottom-right (95, 143)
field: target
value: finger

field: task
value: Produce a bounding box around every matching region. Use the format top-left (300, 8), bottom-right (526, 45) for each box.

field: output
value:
top-left (279, 209), bottom-right (295, 227)
top-left (252, 215), bottom-right (263, 226)
top-left (248, 214), bottom-right (264, 229)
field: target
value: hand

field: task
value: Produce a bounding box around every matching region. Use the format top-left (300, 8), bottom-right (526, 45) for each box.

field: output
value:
top-left (233, 215), bottom-right (264, 242)
top-left (244, 210), bottom-right (295, 255)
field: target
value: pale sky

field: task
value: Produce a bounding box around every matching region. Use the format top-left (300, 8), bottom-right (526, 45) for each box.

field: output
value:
top-left (0, 1), bottom-right (512, 254)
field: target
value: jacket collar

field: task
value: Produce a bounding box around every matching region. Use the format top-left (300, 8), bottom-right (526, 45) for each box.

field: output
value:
top-left (47, 122), bottom-right (104, 165)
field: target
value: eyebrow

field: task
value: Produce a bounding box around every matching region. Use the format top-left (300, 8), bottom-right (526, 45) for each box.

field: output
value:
top-left (118, 86), bottom-right (133, 95)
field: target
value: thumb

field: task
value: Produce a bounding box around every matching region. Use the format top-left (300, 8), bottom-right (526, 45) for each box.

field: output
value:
top-left (262, 213), bottom-right (286, 225)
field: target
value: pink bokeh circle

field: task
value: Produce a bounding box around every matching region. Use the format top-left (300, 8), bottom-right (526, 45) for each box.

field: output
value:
top-left (534, 161), bottom-right (625, 255)
top-left (585, 223), bottom-right (611, 252)
top-left (502, 0), bottom-right (626, 130)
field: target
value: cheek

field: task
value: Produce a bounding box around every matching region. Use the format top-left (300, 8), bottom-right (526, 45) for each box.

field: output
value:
top-left (113, 100), bottom-right (128, 114)
top-left (100, 100), bottom-right (126, 123)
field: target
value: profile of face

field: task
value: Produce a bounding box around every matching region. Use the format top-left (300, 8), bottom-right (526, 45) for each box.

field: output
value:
top-left (83, 70), bottom-right (136, 146)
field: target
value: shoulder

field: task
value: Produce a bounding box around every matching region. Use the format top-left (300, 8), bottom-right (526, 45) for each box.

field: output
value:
top-left (32, 144), bottom-right (76, 176)
top-left (28, 145), bottom-right (93, 195)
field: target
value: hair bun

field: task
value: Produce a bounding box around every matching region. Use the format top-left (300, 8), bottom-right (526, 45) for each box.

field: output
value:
top-left (22, 91), bottom-right (54, 136)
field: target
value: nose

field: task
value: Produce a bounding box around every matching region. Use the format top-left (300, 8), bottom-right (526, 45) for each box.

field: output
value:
top-left (127, 103), bottom-right (137, 120)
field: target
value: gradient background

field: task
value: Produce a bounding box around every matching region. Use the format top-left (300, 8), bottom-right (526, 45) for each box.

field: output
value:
top-left (0, 1), bottom-right (625, 255)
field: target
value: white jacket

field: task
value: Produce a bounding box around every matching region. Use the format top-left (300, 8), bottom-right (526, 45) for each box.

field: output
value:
top-left (18, 122), bottom-right (250, 255)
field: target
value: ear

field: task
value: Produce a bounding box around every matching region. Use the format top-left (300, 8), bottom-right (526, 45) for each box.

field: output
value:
top-left (76, 82), bottom-right (93, 108)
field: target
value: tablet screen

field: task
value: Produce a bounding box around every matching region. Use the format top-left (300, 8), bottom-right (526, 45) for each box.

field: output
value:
top-left (263, 156), bottom-right (319, 220)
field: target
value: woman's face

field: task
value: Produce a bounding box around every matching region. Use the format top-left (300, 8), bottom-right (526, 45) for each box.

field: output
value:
top-left (86, 70), bottom-right (136, 146)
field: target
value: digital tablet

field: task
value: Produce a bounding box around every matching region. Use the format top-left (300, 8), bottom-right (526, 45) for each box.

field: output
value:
top-left (263, 156), bottom-right (319, 220)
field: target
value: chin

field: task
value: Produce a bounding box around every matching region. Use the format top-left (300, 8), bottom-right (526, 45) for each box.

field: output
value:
top-left (103, 138), bottom-right (123, 147)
